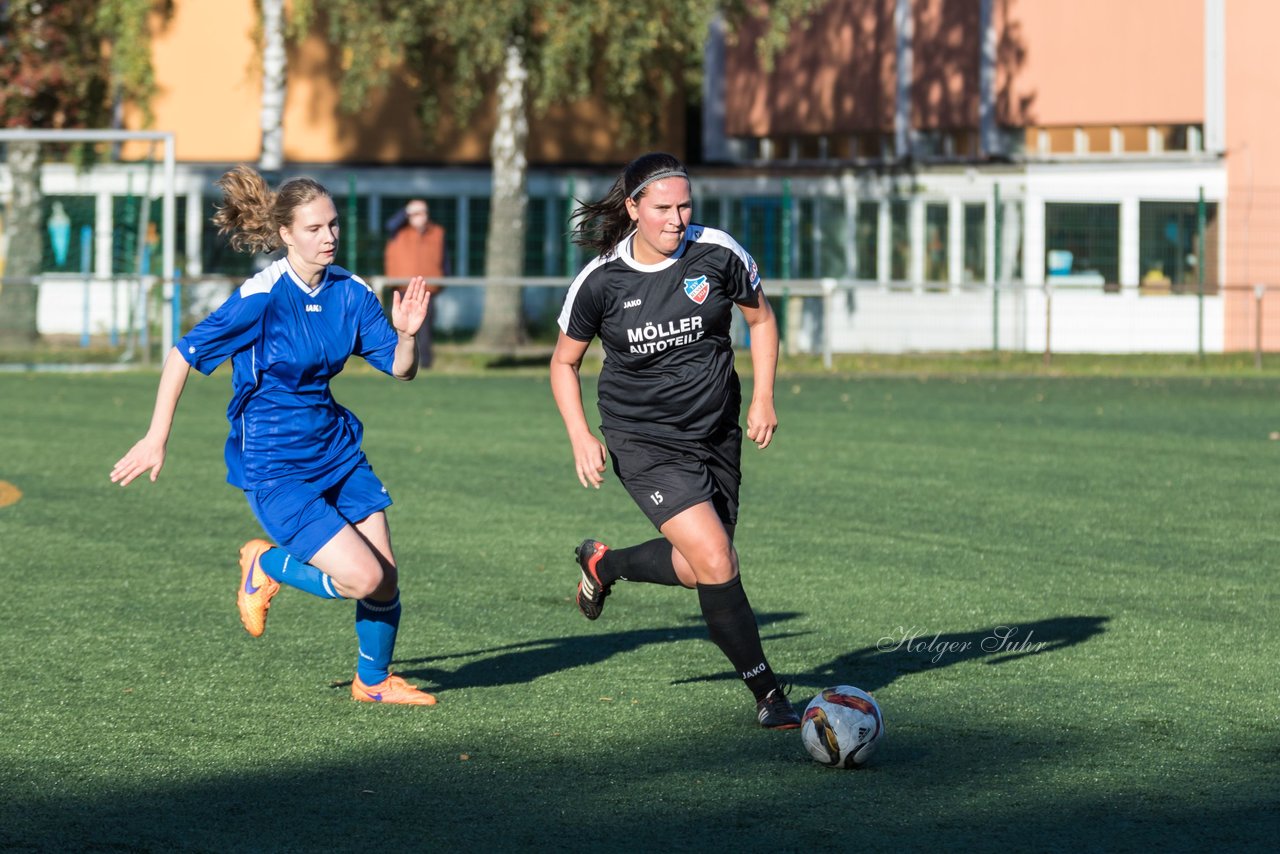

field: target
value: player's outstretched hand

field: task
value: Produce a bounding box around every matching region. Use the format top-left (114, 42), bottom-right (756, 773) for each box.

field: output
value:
top-left (110, 436), bottom-right (167, 487)
top-left (392, 276), bottom-right (432, 337)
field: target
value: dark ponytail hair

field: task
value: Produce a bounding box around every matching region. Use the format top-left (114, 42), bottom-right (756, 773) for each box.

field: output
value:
top-left (570, 152), bottom-right (689, 257)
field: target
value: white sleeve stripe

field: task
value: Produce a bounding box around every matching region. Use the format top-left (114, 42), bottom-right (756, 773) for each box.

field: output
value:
top-left (238, 259), bottom-right (286, 298)
top-left (331, 264), bottom-right (373, 293)
top-left (693, 226), bottom-right (760, 288)
top-left (557, 254), bottom-right (611, 333)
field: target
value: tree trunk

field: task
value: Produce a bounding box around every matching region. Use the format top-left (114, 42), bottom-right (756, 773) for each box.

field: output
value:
top-left (0, 141), bottom-right (42, 345)
top-left (259, 0), bottom-right (286, 172)
top-left (472, 37), bottom-right (529, 352)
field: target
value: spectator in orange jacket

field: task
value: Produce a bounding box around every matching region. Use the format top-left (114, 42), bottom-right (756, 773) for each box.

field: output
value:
top-left (384, 199), bottom-right (446, 367)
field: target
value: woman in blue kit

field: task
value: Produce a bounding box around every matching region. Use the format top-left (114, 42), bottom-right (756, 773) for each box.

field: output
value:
top-left (110, 164), bottom-right (438, 705)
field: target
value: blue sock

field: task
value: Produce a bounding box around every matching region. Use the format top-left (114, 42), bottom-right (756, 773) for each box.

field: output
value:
top-left (355, 592), bottom-right (402, 685)
top-left (259, 548), bottom-right (344, 599)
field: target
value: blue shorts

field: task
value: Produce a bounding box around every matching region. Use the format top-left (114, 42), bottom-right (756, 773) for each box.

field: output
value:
top-left (244, 460), bottom-right (392, 562)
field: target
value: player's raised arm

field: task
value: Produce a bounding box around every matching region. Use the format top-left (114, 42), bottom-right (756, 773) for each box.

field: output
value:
top-left (390, 275), bottom-right (431, 380)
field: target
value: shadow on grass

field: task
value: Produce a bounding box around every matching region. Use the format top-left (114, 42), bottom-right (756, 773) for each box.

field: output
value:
top-left (803, 614), bottom-right (1111, 692)
top-left (674, 615), bottom-right (1111, 693)
top-left (393, 611), bottom-right (806, 691)
top-left (392, 615), bottom-right (1107, 696)
top-left (3, 710), bottom-right (1273, 852)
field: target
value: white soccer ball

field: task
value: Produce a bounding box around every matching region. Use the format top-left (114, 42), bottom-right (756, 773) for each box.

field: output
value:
top-left (800, 685), bottom-right (885, 769)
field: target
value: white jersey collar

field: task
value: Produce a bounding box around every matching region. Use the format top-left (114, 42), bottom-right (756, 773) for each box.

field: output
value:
top-left (282, 258), bottom-right (329, 296)
top-left (618, 229), bottom-right (691, 272)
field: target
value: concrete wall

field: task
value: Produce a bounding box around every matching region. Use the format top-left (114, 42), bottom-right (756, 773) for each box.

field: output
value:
top-left (792, 283), bottom-right (1225, 355)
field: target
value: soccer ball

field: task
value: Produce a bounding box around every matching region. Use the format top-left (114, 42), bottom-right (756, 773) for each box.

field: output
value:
top-left (800, 685), bottom-right (885, 769)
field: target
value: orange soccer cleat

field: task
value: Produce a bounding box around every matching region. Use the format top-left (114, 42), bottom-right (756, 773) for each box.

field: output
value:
top-left (237, 538), bottom-right (281, 638)
top-left (352, 673), bottom-right (438, 706)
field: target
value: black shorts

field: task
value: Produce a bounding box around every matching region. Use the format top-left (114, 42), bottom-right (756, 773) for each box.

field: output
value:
top-left (602, 424), bottom-right (742, 530)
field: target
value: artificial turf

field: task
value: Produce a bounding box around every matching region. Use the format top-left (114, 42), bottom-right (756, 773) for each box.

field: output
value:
top-left (0, 367), bottom-right (1275, 851)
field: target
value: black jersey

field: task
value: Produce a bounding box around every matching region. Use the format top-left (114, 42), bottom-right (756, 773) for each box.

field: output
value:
top-left (558, 224), bottom-right (763, 440)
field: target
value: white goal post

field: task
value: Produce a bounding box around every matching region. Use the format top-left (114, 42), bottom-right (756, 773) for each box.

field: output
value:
top-left (0, 128), bottom-right (177, 354)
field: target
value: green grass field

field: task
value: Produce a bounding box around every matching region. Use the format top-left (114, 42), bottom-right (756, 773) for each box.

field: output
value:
top-left (1, 365), bottom-right (1276, 851)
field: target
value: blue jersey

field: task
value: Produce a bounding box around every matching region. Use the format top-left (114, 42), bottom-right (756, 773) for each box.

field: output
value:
top-left (176, 258), bottom-right (399, 490)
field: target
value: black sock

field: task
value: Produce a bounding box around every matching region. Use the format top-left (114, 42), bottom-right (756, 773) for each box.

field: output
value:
top-left (697, 575), bottom-right (778, 700)
top-left (598, 538), bottom-right (681, 586)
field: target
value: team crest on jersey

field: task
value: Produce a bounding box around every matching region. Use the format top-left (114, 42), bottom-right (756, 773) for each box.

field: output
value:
top-left (683, 275), bottom-right (709, 304)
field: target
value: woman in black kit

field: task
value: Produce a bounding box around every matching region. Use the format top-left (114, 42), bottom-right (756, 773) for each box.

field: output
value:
top-left (549, 152), bottom-right (799, 729)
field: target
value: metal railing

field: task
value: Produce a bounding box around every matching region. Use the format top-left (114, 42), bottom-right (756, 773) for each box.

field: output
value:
top-left (2, 273), bottom-right (1275, 368)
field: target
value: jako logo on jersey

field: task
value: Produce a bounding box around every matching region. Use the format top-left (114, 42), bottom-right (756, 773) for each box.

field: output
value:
top-left (305, 304), bottom-right (323, 313)
top-left (683, 275), bottom-right (709, 304)
top-left (623, 298), bottom-right (642, 309)
top-left (650, 491), bottom-right (664, 506)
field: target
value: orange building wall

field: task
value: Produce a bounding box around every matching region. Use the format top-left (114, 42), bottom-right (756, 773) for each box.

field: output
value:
top-left (725, 0), bottom-right (895, 136)
top-left (911, 0), bottom-right (980, 130)
top-left (1008, 0), bottom-right (1203, 126)
top-left (1223, 0), bottom-right (1280, 350)
top-left (127, 0), bottom-right (262, 161)
top-left (725, 0), bottom-right (1205, 136)
top-left (129, 1), bottom-right (681, 165)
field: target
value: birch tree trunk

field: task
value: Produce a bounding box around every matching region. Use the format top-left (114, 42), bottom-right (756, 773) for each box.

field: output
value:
top-left (473, 37), bottom-right (528, 351)
top-left (0, 141), bottom-right (42, 344)
top-left (259, 0), bottom-right (286, 171)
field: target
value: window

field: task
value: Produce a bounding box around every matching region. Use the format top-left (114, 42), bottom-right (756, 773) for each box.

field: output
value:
top-left (332, 194), bottom-right (377, 272)
top-left (890, 200), bottom-right (910, 281)
top-left (1083, 126), bottom-right (1110, 154)
top-left (1139, 201), bottom-right (1219, 292)
top-left (43, 195), bottom-right (95, 273)
top-left (106, 194), bottom-right (188, 277)
top-left (853, 132), bottom-right (891, 160)
top-left (855, 201), bottom-right (878, 280)
top-left (1044, 203), bottom-right (1119, 286)
top-left (925, 203), bottom-right (949, 283)
top-left (997, 199), bottom-right (1024, 281)
top-left (697, 196), bottom-right (724, 230)
top-left (797, 197), bottom-right (848, 278)
top-left (734, 198), bottom-right (785, 278)
top-left (466, 197), bottom-right (489, 277)
top-left (963, 203), bottom-right (986, 282)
